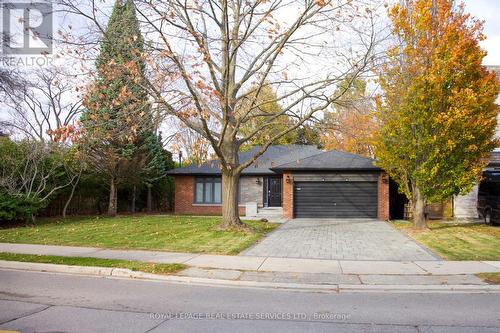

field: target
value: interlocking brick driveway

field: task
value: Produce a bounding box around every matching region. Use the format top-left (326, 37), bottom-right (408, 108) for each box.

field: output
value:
top-left (241, 218), bottom-right (439, 261)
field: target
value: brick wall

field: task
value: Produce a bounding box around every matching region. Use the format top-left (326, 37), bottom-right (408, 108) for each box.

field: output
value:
top-left (174, 175), bottom-right (245, 215)
top-left (378, 172), bottom-right (390, 220)
top-left (176, 173), bottom-right (389, 219)
top-left (282, 172), bottom-right (293, 219)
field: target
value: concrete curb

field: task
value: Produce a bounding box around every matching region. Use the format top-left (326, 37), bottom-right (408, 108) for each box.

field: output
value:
top-left (0, 260), bottom-right (115, 276)
top-left (1, 260), bottom-right (499, 294)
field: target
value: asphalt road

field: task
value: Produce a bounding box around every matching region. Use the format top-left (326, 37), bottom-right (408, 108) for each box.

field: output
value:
top-left (0, 269), bottom-right (499, 333)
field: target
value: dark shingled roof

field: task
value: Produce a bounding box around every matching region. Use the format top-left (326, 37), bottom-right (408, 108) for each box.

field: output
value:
top-left (271, 149), bottom-right (380, 171)
top-left (167, 145), bottom-right (323, 175)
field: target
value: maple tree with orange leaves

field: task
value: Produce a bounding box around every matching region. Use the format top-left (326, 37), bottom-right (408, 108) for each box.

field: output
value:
top-left (375, 0), bottom-right (499, 229)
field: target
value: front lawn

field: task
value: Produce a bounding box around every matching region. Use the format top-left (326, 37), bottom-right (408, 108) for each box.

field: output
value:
top-left (392, 220), bottom-right (500, 260)
top-left (0, 252), bottom-right (186, 275)
top-left (477, 273), bottom-right (500, 285)
top-left (0, 215), bottom-right (277, 255)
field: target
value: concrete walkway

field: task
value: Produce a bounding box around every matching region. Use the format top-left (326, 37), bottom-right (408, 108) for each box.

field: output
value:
top-left (241, 218), bottom-right (439, 260)
top-left (1, 243), bottom-right (499, 281)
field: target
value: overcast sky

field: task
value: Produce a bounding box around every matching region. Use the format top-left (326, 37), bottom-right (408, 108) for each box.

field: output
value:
top-left (463, 0), bottom-right (500, 65)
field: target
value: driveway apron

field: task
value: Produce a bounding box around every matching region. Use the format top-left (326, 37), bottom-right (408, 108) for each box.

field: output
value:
top-left (241, 218), bottom-right (439, 261)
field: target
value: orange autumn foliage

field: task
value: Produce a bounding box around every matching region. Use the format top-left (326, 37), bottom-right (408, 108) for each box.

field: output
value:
top-left (322, 110), bottom-right (376, 158)
top-left (321, 78), bottom-right (377, 158)
top-left (374, 0), bottom-right (499, 228)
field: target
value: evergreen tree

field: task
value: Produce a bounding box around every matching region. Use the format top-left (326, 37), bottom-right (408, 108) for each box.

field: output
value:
top-left (80, 0), bottom-right (151, 215)
top-left (140, 132), bottom-right (172, 212)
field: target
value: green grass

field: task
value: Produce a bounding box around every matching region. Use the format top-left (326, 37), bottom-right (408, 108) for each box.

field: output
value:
top-left (392, 220), bottom-right (500, 260)
top-left (0, 215), bottom-right (277, 255)
top-left (0, 252), bottom-right (186, 275)
top-left (476, 272), bottom-right (500, 285)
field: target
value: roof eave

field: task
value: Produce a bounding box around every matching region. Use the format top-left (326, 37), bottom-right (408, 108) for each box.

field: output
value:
top-left (167, 170), bottom-right (281, 176)
top-left (270, 167), bottom-right (381, 172)
top-left (166, 172), bottom-right (220, 176)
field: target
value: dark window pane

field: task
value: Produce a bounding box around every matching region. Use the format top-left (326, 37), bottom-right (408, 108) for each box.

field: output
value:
top-left (194, 177), bottom-right (222, 204)
top-left (195, 182), bottom-right (204, 203)
top-left (214, 182), bottom-right (222, 203)
top-left (205, 182), bottom-right (213, 202)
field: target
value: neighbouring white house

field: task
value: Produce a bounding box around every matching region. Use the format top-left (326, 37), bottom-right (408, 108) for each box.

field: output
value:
top-left (453, 65), bottom-right (500, 219)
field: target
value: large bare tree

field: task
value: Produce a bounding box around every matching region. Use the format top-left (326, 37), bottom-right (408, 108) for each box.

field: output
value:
top-left (0, 67), bottom-right (84, 217)
top-left (1, 68), bottom-right (82, 142)
top-left (59, 0), bottom-right (381, 228)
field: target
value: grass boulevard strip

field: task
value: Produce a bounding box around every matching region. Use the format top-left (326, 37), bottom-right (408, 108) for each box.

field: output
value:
top-left (477, 272), bottom-right (500, 284)
top-left (0, 252), bottom-right (186, 275)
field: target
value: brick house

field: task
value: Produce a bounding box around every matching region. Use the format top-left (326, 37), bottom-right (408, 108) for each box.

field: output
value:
top-left (168, 145), bottom-right (390, 220)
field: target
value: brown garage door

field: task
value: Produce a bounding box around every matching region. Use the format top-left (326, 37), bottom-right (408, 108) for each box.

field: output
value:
top-left (294, 181), bottom-right (378, 218)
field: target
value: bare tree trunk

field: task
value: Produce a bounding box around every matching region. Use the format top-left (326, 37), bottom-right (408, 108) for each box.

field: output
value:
top-left (412, 185), bottom-right (427, 230)
top-left (146, 185), bottom-right (152, 213)
top-left (108, 177), bottom-right (117, 216)
top-left (131, 185), bottom-right (136, 213)
top-left (220, 170), bottom-right (244, 229)
top-left (24, 211), bottom-right (36, 225)
top-left (218, 138), bottom-right (247, 229)
top-left (114, 185), bottom-right (118, 215)
top-left (62, 170), bottom-right (82, 219)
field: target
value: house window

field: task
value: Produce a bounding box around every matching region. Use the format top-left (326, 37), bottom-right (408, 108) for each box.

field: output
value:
top-left (194, 177), bottom-right (222, 204)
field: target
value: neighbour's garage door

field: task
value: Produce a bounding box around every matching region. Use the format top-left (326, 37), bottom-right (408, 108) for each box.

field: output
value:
top-left (294, 181), bottom-right (378, 218)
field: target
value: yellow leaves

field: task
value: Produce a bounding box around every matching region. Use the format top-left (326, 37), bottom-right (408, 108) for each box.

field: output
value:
top-left (466, 144), bottom-right (478, 152)
top-left (376, 0), bottom-right (499, 204)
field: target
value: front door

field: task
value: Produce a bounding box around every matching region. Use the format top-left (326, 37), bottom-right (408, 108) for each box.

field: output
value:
top-left (268, 177), bottom-right (282, 207)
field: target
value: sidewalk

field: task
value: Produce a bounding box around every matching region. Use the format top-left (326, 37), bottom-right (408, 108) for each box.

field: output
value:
top-left (1, 243), bottom-right (499, 289)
